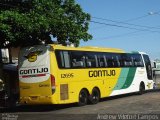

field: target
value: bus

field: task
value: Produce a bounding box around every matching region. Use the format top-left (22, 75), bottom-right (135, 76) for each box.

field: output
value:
top-left (18, 44), bottom-right (154, 106)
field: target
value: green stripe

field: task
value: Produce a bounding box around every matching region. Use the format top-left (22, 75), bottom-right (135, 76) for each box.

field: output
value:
top-left (121, 68), bottom-right (137, 89)
top-left (114, 68), bottom-right (129, 90)
top-left (131, 51), bottom-right (139, 54)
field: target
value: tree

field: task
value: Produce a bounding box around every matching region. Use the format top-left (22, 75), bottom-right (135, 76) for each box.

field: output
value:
top-left (0, 0), bottom-right (92, 47)
top-left (0, 50), bottom-right (3, 80)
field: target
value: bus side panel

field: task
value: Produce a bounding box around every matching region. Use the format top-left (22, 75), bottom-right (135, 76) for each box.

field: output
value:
top-left (111, 64), bottom-right (154, 96)
top-left (110, 67), bottom-right (138, 96)
top-left (54, 68), bottom-right (121, 104)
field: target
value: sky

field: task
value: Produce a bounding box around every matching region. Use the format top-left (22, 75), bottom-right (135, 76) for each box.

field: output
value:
top-left (76, 0), bottom-right (160, 60)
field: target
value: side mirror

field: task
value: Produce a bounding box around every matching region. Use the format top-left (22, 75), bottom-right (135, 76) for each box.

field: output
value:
top-left (151, 61), bottom-right (156, 68)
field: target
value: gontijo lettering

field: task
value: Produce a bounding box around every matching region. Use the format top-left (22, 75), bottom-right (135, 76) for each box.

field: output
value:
top-left (89, 70), bottom-right (116, 77)
top-left (19, 67), bottom-right (49, 75)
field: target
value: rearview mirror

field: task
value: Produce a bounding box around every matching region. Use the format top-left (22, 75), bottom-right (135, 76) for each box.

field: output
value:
top-left (151, 61), bottom-right (156, 68)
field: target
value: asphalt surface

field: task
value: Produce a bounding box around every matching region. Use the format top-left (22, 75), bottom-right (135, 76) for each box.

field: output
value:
top-left (0, 90), bottom-right (160, 120)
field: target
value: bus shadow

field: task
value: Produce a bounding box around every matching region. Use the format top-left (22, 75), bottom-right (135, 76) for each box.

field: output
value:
top-left (1, 94), bottom-right (138, 113)
top-left (0, 103), bottom-right (78, 113)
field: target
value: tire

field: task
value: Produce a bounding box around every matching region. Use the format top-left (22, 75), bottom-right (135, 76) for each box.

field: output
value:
top-left (89, 88), bottom-right (100, 104)
top-left (78, 89), bottom-right (88, 106)
top-left (139, 83), bottom-right (145, 95)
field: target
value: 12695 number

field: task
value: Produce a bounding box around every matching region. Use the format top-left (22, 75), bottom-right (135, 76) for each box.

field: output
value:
top-left (61, 73), bottom-right (74, 78)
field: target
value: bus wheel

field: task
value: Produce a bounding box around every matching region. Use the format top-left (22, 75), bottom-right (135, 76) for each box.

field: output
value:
top-left (78, 89), bottom-right (88, 106)
top-left (139, 83), bottom-right (145, 95)
top-left (89, 88), bottom-right (100, 104)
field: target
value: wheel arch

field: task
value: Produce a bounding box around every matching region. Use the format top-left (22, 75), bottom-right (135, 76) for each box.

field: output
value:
top-left (140, 81), bottom-right (145, 89)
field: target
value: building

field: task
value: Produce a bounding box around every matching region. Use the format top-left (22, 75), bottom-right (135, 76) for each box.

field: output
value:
top-left (0, 47), bottom-right (20, 107)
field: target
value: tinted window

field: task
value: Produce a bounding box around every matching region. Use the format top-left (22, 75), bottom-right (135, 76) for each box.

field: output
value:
top-left (105, 53), bottom-right (114, 67)
top-left (131, 54), bottom-right (144, 67)
top-left (122, 54), bottom-right (133, 67)
top-left (105, 53), bottom-right (120, 67)
top-left (70, 51), bottom-right (85, 68)
top-left (56, 50), bottom-right (145, 69)
top-left (55, 50), bottom-right (71, 68)
top-left (97, 53), bottom-right (106, 67)
top-left (85, 52), bottom-right (98, 68)
top-left (112, 54), bottom-right (121, 67)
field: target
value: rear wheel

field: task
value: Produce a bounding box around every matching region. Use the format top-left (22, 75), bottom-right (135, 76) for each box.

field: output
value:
top-left (78, 89), bottom-right (88, 106)
top-left (89, 88), bottom-right (100, 104)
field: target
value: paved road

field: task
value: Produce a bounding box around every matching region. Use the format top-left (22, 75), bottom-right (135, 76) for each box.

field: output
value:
top-left (1, 90), bottom-right (160, 120)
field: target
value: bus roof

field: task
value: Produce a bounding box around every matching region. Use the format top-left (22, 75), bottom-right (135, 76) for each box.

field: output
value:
top-left (50, 44), bottom-right (125, 53)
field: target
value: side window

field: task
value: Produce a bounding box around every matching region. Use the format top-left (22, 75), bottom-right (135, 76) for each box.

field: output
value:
top-left (55, 50), bottom-right (71, 68)
top-left (105, 53), bottom-right (120, 67)
top-left (122, 54), bottom-right (133, 67)
top-left (71, 51), bottom-right (85, 68)
top-left (105, 53), bottom-right (114, 67)
top-left (85, 52), bottom-right (98, 68)
top-left (118, 54), bottom-right (124, 67)
top-left (112, 54), bottom-right (121, 67)
top-left (131, 54), bottom-right (144, 67)
top-left (63, 51), bottom-right (71, 68)
top-left (97, 53), bottom-right (106, 67)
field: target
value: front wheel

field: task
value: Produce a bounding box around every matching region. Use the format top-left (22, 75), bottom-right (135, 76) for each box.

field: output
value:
top-left (139, 83), bottom-right (145, 95)
top-left (78, 89), bottom-right (88, 106)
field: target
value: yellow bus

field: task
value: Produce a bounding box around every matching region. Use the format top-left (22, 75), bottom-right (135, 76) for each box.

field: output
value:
top-left (18, 44), bottom-right (154, 106)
